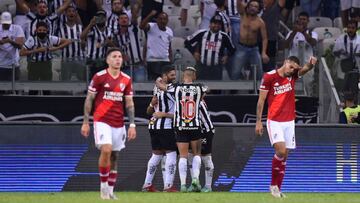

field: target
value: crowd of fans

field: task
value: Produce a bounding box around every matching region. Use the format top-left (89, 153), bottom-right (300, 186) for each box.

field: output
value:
top-left (0, 0), bottom-right (359, 96)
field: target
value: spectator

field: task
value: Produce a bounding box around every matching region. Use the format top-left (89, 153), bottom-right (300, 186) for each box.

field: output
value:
top-left (299, 0), bottom-right (322, 17)
top-left (340, 0), bottom-right (360, 27)
top-left (180, 0), bottom-right (191, 26)
top-left (0, 12), bottom-right (25, 81)
top-left (114, 12), bottom-right (145, 82)
top-left (14, 0), bottom-right (36, 38)
top-left (322, 0), bottom-right (340, 20)
top-left (199, 0), bottom-right (217, 30)
top-left (333, 20), bottom-right (360, 75)
top-left (20, 21), bottom-right (71, 81)
top-left (96, 0), bottom-right (130, 17)
top-left (140, 11), bottom-right (173, 81)
top-left (80, 10), bottom-right (114, 79)
top-left (230, 0), bottom-right (269, 80)
top-left (214, 0), bottom-right (231, 37)
top-left (261, 0), bottom-right (286, 71)
top-left (16, 0), bottom-right (71, 37)
top-left (281, 0), bottom-right (296, 23)
top-left (284, 12), bottom-right (317, 96)
top-left (339, 91), bottom-right (360, 124)
top-left (184, 14), bottom-right (235, 80)
top-left (58, 6), bottom-right (85, 81)
top-left (106, 0), bottom-right (132, 33)
top-left (134, 0), bottom-right (164, 22)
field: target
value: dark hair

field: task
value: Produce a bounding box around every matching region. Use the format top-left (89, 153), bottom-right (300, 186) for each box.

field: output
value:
top-left (96, 10), bottom-right (107, 17)
top-left (347, 19), bottom-right (358, 28)
top-left (245, 0), bottom-right (263, 13)
top-left (111, 0), bottom-right (123, 4)
top-left (287, 56), bottom-right (300, 65)
top-left (119, 12), bottom-right (129, 17)
top-left (214, 0), bottom-right (225, 7)
top-left (106, 47), bottom-right (122, 58)
top-left (298, 11), bottom-right (310, 18)
top-left (161, 65), bottom-right (175, 74)
top-left (344, 91), bottom-right (355, 101)
top-left (36, 21), bottom-right (48, 29)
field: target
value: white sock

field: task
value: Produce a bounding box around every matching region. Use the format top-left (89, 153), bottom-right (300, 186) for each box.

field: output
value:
top-left (202, 155), bottom-right (214, 188)
top-left (164, 151), bottom-right (177, 189)
top-left (192, 155), bottom-right (201, 179)
top-left (187, 153), bottom-right (194, 179)
top-left (179, 157), bottom-right (187, 186)
top-left (143, 154), bottom-right (163, 187)
top-left (161, 155), bottom-right (167, 186)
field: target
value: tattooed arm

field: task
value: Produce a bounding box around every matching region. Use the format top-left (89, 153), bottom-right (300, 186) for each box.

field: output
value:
top-left (80, 92), bottom-right (96, 138)
top-left (125, 96), bottom-right (137, 141)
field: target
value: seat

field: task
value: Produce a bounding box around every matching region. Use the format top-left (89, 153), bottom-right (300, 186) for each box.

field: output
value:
top-left (167, 15), bottom-right (182, 30)
top-left (0, 0), bottom-right (14, 12)
top-left (308, 17), bottom-right (333, 29)
top-left (318, 37), bottom-right (337, 56)
top-left (162, 4), bottom-right (181, 16)
top-left (173, 48), bottom-right (196, 68)
top-left (333, 17), bottom-right (343, 30)
top-left (312, 27), bottom-right (342, 41)
top-left (171, 37), bottom-right (185, 49)
top-left (173, 26), bottom-right (196, 38)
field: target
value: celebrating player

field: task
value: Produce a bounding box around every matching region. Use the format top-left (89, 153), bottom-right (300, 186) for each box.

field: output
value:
top-left (142, 66), bottom-right (178, 192)
top-left (156, 67), bottom-right (208, 192)
top-left (81, 47), bottom-right (137, 200)
top-left (255, 55), bottom-right (317, 198)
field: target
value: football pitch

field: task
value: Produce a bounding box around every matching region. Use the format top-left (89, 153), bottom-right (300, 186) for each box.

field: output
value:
top-left (0, 192), bottom-right (359, 203)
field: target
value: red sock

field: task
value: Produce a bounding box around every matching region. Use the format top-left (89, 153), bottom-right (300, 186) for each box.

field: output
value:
top-left (277, 159), bottom-right (287, 189)
top-left (99, 166), bottom-right (110, 183)
top-left (108, 170), bottom-right (118, 187)
top-left (271, 154), bottom-right (284, 186)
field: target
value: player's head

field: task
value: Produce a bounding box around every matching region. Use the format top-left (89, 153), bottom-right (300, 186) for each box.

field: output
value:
top-left (246, 0), bottom-right (261, 16)
top-left (161, 65), bottom-right (176, 84)
top-left (183, 66), bottom-right (197, 81)
top-left (347, 20), bottom-right (358, 38)
top-left (209, 15), bottom-right (223, 32)
top-left (156, 12), bottom-right (169, 30)
top-left (106, 47), bottom-right (123, 70)
top-left (283, 56), bottom-right (300, 77)
top-left (119, 12), bottom-right (129, 27)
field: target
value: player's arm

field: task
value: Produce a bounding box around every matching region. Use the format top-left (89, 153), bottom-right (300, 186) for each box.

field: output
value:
top-left (146, 96), bottom-right (157, 115)
top-left (255, 90), bottom-right (268, 136)
top-left (298, 56), bottom-right (317, 76)
top-left (80, 92), bottom-right (96, 138)
top-left (153, 112), bottom-right (174, 119)
top-left (125, 96), bottom-right (137, 141)
top-left (155, 77), bottom-right (168, 91)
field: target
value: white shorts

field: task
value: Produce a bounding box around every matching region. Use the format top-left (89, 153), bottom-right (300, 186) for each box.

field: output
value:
top-left (94, 122), bottom-right (126, 151)
top-left (341, 0), bottom-right (360, 10)
top-left (266, 119), bottom-right (296, 149)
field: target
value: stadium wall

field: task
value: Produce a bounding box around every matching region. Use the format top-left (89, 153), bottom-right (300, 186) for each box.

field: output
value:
top-left (0, 124), bottom-right (359, 192)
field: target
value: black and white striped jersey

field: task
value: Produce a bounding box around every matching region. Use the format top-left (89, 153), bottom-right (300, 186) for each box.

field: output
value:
top-left (23, 35), bottom-right (61, 62)
top-left (227, 0), bottom-right (239, 18)
top-left (85, 26), bottom-right (111, 59)
top-left (114, 25), bottom-right (143, 66)
top-left (148, 84), bottom-right (175, 130)
top-left (199, 100), bottom-right (214, 133)
top-left (214, 9), bottom-right (231, 37)
top-left (107, 9), bottom-right (132, 32)
top-left (26, 12), bottom-right (59, 36)
top-left (58, 23), bottom-right (84, 58)
top-left (184, 29), bottom-right (235, 66)
top-left (168, 83), bottom-right (208, 131)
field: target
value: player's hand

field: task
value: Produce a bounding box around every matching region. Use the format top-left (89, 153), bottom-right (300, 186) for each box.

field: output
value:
top-left (261, 53), bottom-right (269, 64)
top-left (127, 127), bottom-right (137, 141)
top-left (255, 121), bottom-right (264, 136)
top-left (309, 56), bottom-right (317, 66)
top-left (153, 112), bottom-right (165, 118)
top-left (81, 123), bottom-right (90, 138)
top-left (193, 52), bottom-right (201, 62)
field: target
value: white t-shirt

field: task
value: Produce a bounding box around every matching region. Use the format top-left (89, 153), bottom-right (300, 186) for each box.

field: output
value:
top-left (146, 23), bottom-right (173, 62)
top-left (286, 30), bottom-right (318, 65)
top-left (199, 0), bottom-right (217, 29)
top-left (333, 34), bottom-right (360, 69)
top-left (0, 24), bottom-right (25, 67)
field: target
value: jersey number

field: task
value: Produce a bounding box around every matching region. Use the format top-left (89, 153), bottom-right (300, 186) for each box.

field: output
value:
top-left (180, 100), bottom-right (196, 121)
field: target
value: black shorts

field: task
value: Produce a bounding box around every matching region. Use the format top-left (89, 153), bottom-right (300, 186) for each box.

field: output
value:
top-left (149, 129), bottom-right (177, 151)
top-left (175, 129), bottom-right (202, 143)
top-left (200, 131), bottom-right (214, 155)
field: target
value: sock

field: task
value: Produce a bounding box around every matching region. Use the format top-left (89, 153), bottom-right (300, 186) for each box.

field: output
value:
top-left (164, 151), bottom-right (177, 189)
top-left (179, 157), bottom-right (187, 186)
top-left (99, 166), bottom-right (110, 189)
top-left (278, 159), bottom-right (287, 189)
top-left (108, 170), bottom-right (117, 195)
top-left (161, 155), bottom-right (167, 187)
top-left (188, 153), bottom-right (194, 179)
top-left (143, 154), bottom-right (163, 187)
top-left (192, 155), bottom-right (201, 179)
top-left (202, 155), bottom-right (214, 188)
top-left (271, 154), bottom-right (284, 187)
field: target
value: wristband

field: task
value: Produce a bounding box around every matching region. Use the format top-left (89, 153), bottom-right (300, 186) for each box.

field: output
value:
top-left (149, 103), bottom-right (153, 108)
top-left (129, 123), bottom-right (136, 128)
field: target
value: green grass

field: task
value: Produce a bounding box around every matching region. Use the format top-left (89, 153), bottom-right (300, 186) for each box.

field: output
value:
top-left (0, 192), bottom-right (360, 203)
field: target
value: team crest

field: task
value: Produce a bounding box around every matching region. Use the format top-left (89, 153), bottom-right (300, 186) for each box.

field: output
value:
top-left (120, 83), bottom-right (125, 91)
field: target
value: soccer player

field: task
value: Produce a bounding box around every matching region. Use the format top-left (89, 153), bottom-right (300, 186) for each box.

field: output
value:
top-left (255, 55), bottom-right (317, 198)
top-left (188, 100), bottom-right (215, 192)
top-left (156, 67), bottom-right (208, 192)
top-left (80, 47), bottom-right (137, 200)
top-left (142, 66), bottom-right (178, 192)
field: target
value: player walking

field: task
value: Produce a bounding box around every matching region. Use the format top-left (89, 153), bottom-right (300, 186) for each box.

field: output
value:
top-left (81, 47), bottom-right (137, 200)
top-left (255, 56), bottom-right (317, 198)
